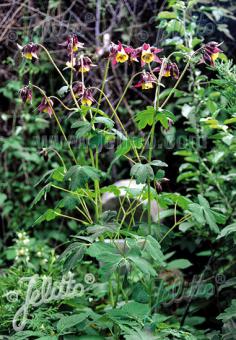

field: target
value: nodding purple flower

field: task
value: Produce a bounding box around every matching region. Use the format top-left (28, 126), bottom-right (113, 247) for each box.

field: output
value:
top-left (75, 56), bottom-right (96, 73)
top-left (60, 33), bottom-right (84, 56)
top-left (201, 42), bottom-right (222, 66)
top-left (65, 82), bottom-right (84, 102)
top-left (134, 72), bottom-right (157, 90)
top-left (19, 86), bottom-right (32, 103)
top-left (155, 177), bottom-right (169, 193)
top-left (154, 61), bottom-right (179, 79)
top-left (81, 88), bottom-right (94, 106)
top-left (17, 43), bottom-right (39, 60)
top-left (72, 82), bottom-right (84, 98)
top-left (163, 118), bottom-right (174, 132)
top-left (38, 98), bottom-right (54, 117)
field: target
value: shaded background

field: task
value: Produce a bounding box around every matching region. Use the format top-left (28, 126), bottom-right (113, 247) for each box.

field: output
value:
top-left (0, 0), bottom-right (236, 249)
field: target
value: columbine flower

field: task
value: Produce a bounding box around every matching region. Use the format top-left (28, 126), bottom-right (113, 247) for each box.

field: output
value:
top-left (65, 57), bottom-right (77, 69)
top-left (71, 82), bottom-right (84, 98)
top-left (134, 72), bottom-right (157, 90)
top-left (155, 177), bottom-right (169, 193)
top-left (127, 47), bottom-right (140, 63)
top-left (65, 82), bottom-right (84, 102)
top-left (60, 33), bottom-right (84, 55)
top-left (19, 86), bottom-right (32, 103)
top-left (163, 118), bottom-right (174, 132)
top-left (17, 43), bottom-right (39, 60)
top-left (81, 88), bottom-right (94, 106)
top-left (75, 56), bottom-right (96, 73)
top-left (154, 61), bottom-right (179, 79)
top-left (39, 148), bottom-right (49, 161)
top-left (140, 43), bottom-right (162, 66)
top-left (38, 98), bottom-right (54, 117)
top-left (109, 42), bottom-right (129, 65)
top-left (201, 42), bottom-right (222, 66)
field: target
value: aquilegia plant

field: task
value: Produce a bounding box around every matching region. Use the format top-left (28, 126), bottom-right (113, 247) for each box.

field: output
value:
top-left (17, 35), bottom-right (224, 338)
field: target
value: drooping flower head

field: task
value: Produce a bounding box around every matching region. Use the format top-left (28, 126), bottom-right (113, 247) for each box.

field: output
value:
top-left (154, 61), bottom-right (179, 79)
top-left (60, 33), bottom-right (84, 56)
top-left (17, 43), bottom-right (39, 60)
top-left (140, 43), bottom-right (162, 66)
top-left (201, 41), bottom-right (222, 66)
top-left (81, 88), bottom-right (94, 106)
top-left (19, 86), bottom-right (32, 103)
top-left (109, 42), bottom-right (129, 65)
top-left (155, 177), bottom-right (170, 193)
top-left (134, 72), bottom-right (157, 90)
top-left (75, 56), bottom-right (96, 73)
top-left (38, 98), bottom-right (54, 117)
top-left (65, 82), bottom-right (84, 101)
top-left (72, 82), bottom-right (84, 98)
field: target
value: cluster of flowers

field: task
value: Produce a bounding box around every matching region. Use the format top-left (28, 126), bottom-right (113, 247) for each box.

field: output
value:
top-left (109, 41), bottom-right (180, 90)
top-left (18, 35), bottom-right (222, 115)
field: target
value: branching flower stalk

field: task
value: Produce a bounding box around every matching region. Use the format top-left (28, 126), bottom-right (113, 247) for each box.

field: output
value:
top-left (31, 84), bottom-right (78, 165)
top-left (18, 37), bottom-right (219, 238)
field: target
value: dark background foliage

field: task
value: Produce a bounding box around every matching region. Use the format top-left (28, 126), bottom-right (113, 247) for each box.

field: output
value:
top-left (1, 1), bottom-right (236, 338)
top-left (1, 0), bottom-right (236, 235)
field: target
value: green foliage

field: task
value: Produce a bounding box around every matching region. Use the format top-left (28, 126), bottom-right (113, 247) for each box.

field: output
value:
top-left (130, 163), bottom-right (154, 184)
top-left (1, 1), bottom-right (236, 339)
top-left (65, 165), bottom-right (105, 190)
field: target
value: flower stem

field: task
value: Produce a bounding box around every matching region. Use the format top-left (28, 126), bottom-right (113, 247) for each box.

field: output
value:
top-left (160, 57), bottom-right (191, 109)
top-left (147, 60), bottom-right (167, 233)
top-left (38, 44), bottom-right (69, 85)
top-left (49, 96), bottom-right (76, 111)
top-left (32, 85), bottom-right (77, 165)
top-left (160, 213), bottom-right (192, 243)
top-left (90, 86), bottom-right (141, 162)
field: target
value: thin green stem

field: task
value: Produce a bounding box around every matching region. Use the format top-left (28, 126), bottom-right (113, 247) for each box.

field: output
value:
top-left (32, 84), bottom-right (77, 165)
top-left (55, 211), bottom-right (89, 225)
top-left (146, 60), bottom-right (167, 233)
top-left (147, 180), bottom-right (151, 234)
top-left (49, 96), bottom-right (76, 111)
top-left (90, 86), bottom-right (141, 162)
top-left (51, 109), bottom-right (77, 165)
top-left (97, 58), bottom-right (110, 110)
top-left (201, 161), bottom-right (231, 211)
top-left (160, 213), bottom-right (192, 244)
top-left (38, 44), bottom-right (69, 85)
top-left (160, 58), bottom-right (191, 109)
top-left (47, 147), bottom-right (67, 171)
top-left (38, 44), bottom-right (82, 114)
top-left (51, 183), bottom-right (94, 223)
top-left (114, 71), bottom-right (143, 112)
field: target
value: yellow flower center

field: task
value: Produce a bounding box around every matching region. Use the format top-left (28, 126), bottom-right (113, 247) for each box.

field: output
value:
top-left (66, 58), bottom-right (76, 69)
top-left (81, 98), bottom-right (92, 106)
top-left (116, 52), bottom-right (129, 63)
top-left (141, 51), bottom-right (154, 63)
top-left (164, 70), bottom-right (171, 77)
top-left (79, 66), bottom-right (90, 73)
top-left (211, 52), bottom-right (219, 62)
top-left (24, 52), bottom-right (33, 60)
top-left (142, 82), bottom-right (153, 90)
top-left (73, 45), bottom-right (78, 52)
